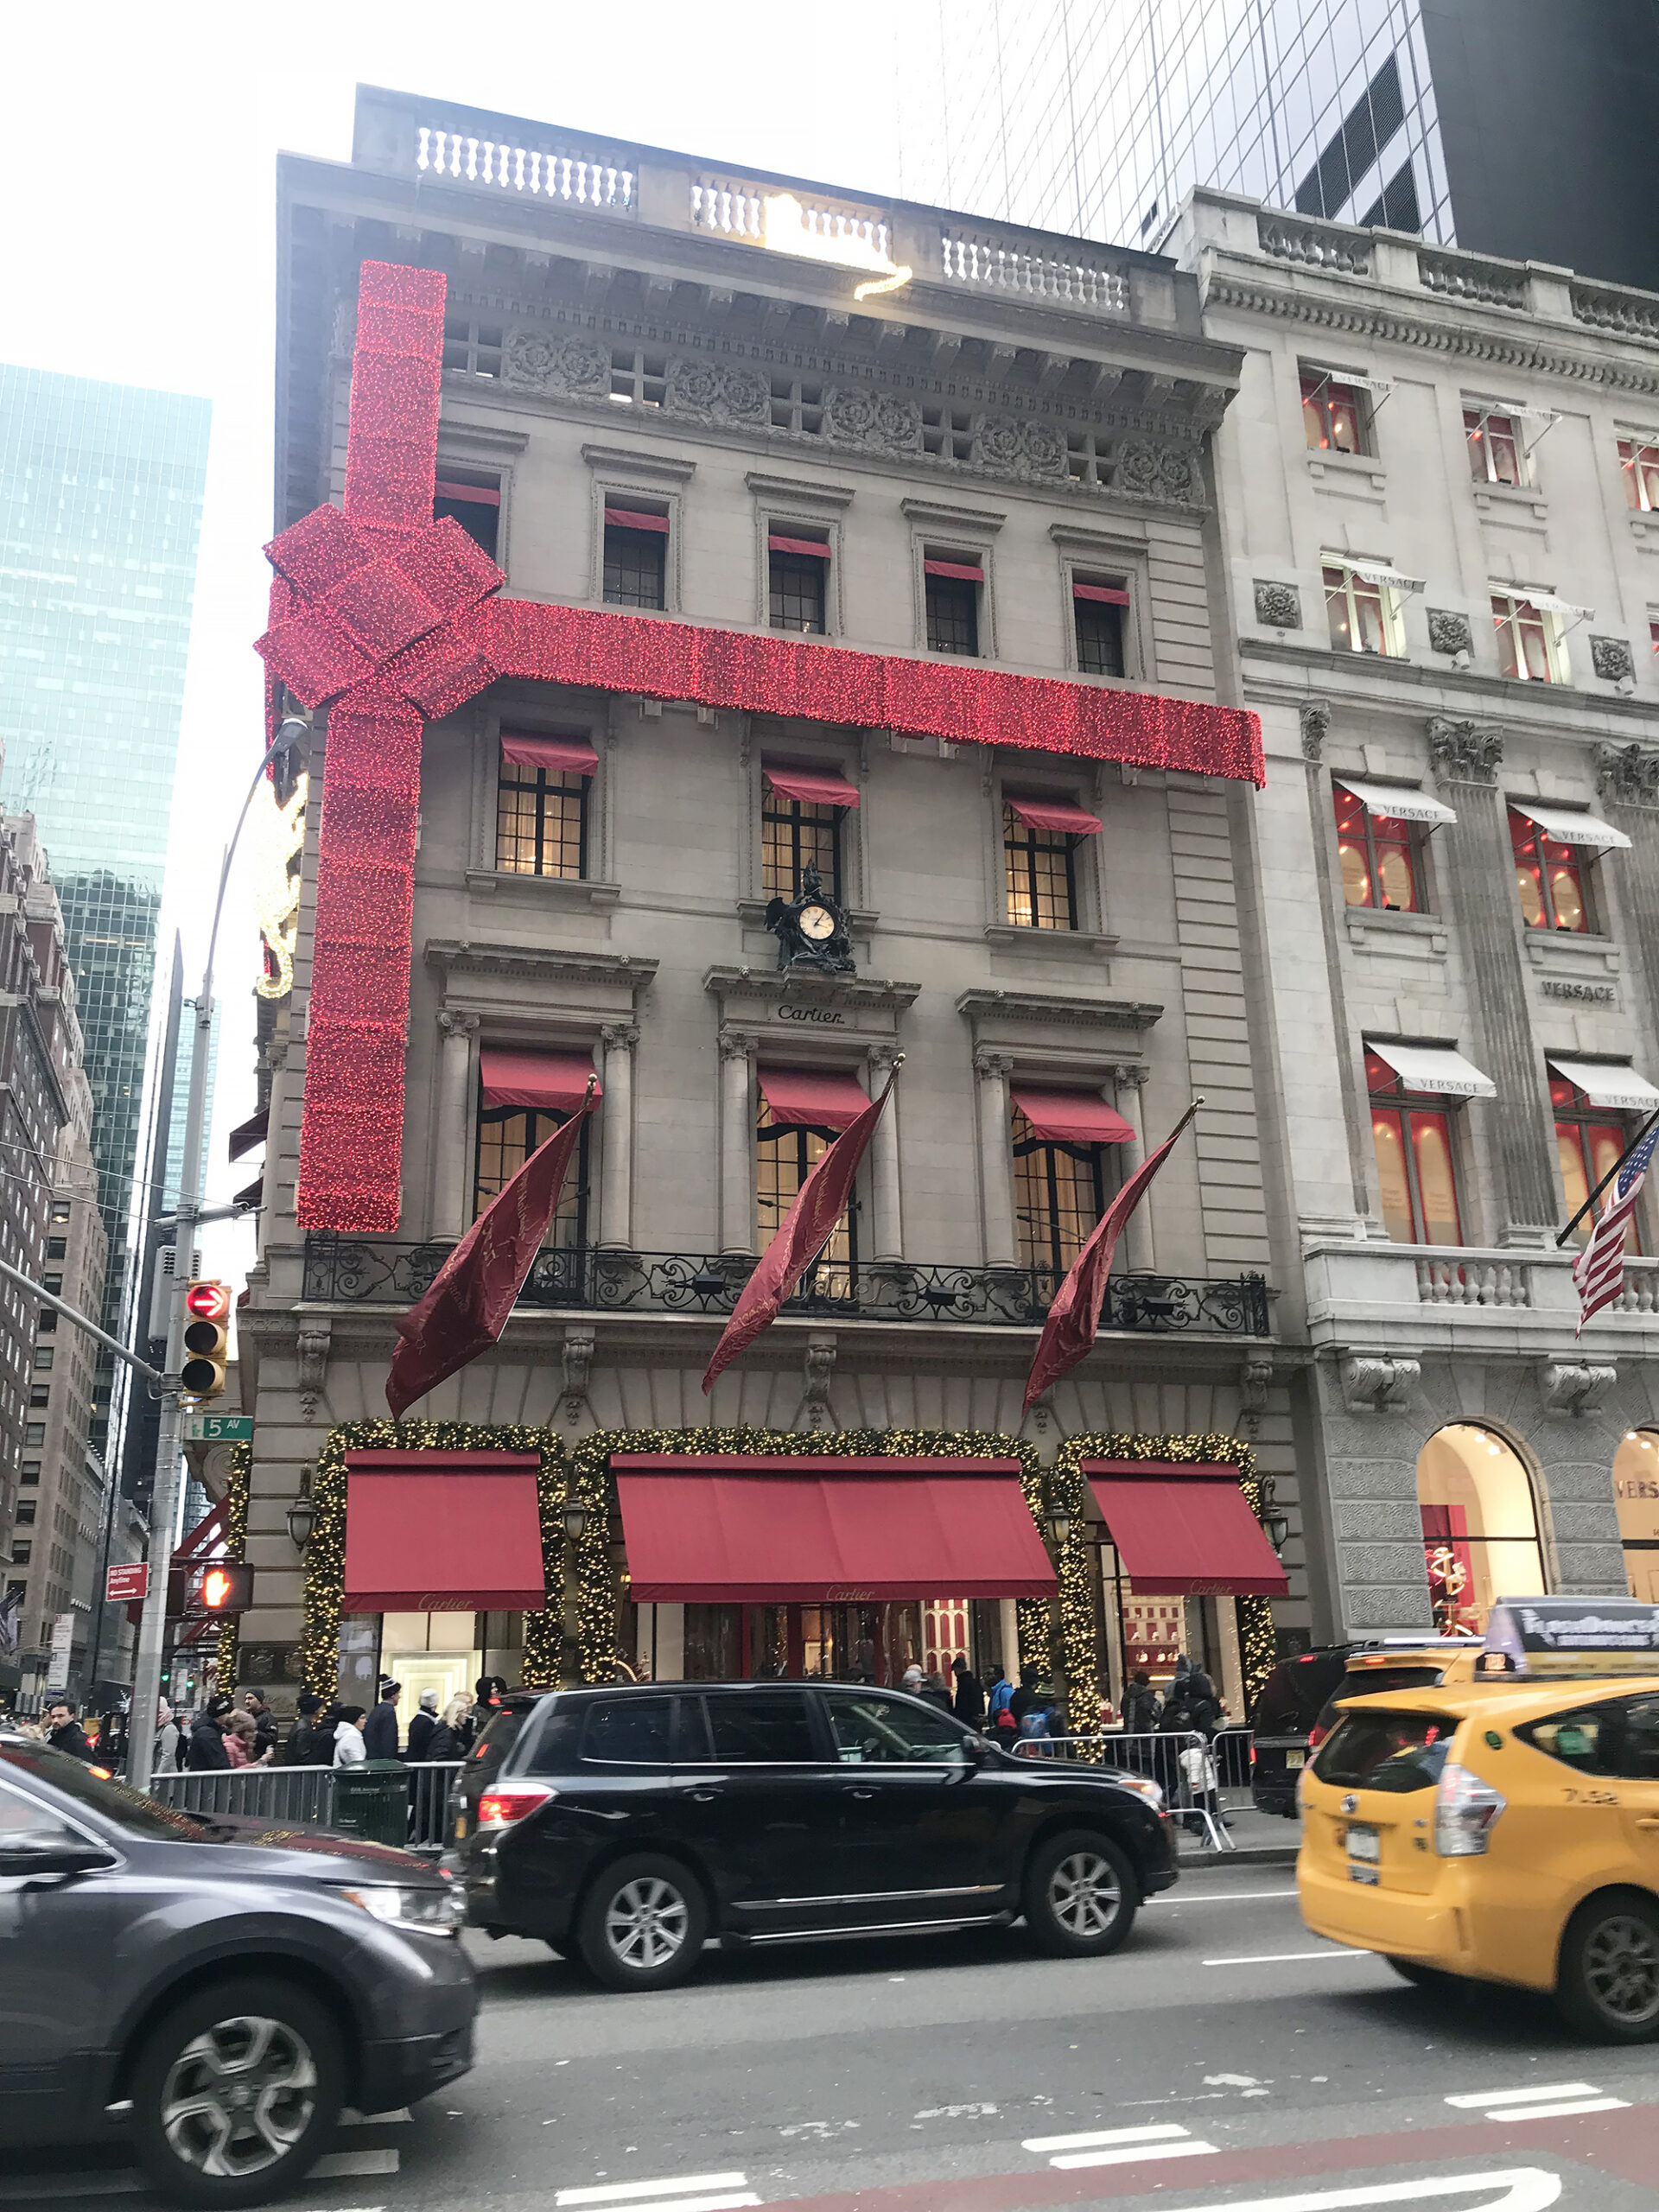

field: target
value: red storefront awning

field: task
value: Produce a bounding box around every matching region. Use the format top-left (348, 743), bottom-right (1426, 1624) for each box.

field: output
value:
top-left (1010, 1086), bottom-right (1135, 1146)
top-left (756, 1065), bottom-right (869, 1129)
top-left (343, 1452), bottom-right (547, 1611)
top-left (614, 1456), bottom-right (1058, 1603)
top-left (1085, 1460), bottom-right (1288, 1597)
top-left (1006, 797), bottom-right (1103, 836)
top-left (603, 506), bottom-right (670, 532)
top-left (768, 533), bottom-right (831, 559)
top-left (480, 1047), bottom-right (602, 1112)
top-left (762, 761), bottom-right (861, 809)
top-left (500, 731), bottom-right (599, 775)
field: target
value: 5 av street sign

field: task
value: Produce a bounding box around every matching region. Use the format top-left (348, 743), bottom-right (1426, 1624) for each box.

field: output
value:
top-left (183, 1414), bottom-right (253, 1441)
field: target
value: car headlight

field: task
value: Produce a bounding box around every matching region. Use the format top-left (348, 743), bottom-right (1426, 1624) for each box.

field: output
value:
top-left (337, 1883), bottom-right (467, 1935)
top-left (1114, 1773), bottom-right (1166, 1814)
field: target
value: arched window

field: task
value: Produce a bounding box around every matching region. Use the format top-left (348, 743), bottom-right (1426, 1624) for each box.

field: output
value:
top-left (1613, 1430), bottom-right (1659, 1601)
top-left (1417, 1424), bottom-right (1546, 1633)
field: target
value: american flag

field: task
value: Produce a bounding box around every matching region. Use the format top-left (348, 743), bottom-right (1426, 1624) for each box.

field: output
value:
top-left (1574, 1119), bottom-right (1659, 1332)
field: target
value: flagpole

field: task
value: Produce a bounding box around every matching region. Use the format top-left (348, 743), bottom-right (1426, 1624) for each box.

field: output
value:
top-left (1554, 1103), bottom-right (1659, 1248)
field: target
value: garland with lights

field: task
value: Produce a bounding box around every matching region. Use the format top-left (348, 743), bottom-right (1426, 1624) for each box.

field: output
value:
top-left (210, 1443), bottom-right (251, 1695)
top-left (1052, 1432), bottom-right (1277, 1713)
top-left (298, 1422), bottom-right (565, 1695)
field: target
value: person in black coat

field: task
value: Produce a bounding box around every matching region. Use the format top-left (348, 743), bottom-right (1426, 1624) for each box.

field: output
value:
top-left (187, 1695), bottom-right (233, 1771)
top-left (405, 1688), bottom-right (441, 1761)
top-left (45, 1700), bottom-right (95, 1763)
top-left (362, 1679), bottom-right (403, 1760)
top-left (950, 1656), bottom-right (986, 1726)
top-left (240, 1692), bottom-right (277, 1762)
top-left (282, 1691), bottom-right (327, 1765)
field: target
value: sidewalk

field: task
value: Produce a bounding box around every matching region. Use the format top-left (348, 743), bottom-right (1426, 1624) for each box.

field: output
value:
top-left (1174, 1793), bottom-right (1301, 1866)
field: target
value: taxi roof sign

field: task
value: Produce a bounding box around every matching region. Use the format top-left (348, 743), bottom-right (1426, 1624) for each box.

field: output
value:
top-left (1484, 1596), bottom-right (1659, 1676)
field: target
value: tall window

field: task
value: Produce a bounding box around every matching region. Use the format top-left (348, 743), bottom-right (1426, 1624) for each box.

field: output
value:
top-left (1613, 1430), bottom-right (1659, 1602)
top-left (1492, 592), bottom-right (1567, 683)
top-left (1003, 806), bottom-right (1078, 931)
top-left (1073, 580), bottom-right (1128, 675)
top-left (1334, 785), bottom-right (1421, 912)
top-left (474, 1104), bottom-right (588, 1249)
top-left (1510, 808), bottom-right (1590, 932)
top-left (755, 1103), bottom-right (855, 1297)
top-left (762, 783), bottom-right (841, 901)
top-left (1301, 372), bottom-right (1369, 454)
top-left (497, 761), bottom-right (586, 879)
top-left (1418, 1425), bottom-right (1544, 1634)
top-left (1618, 435), bottom-right (1659, 513)
top-left (1465, 408), bottom-right (1524, 486)
top-left (1368, 1049), bottom-right (1462, 1246)
top-left (603, 509), bottom-right (667, 608)
top-left (1553, 1076), bottom-right (1630, 1248)
top-left (768, 533), bottom-right (828, 633)
top-left (1323, 561), bottom-right (1402, 655)
top-left (925, 555), bottom-right (981, 655)
top-left (1013, 1108), bottom-right (1105, 1278)
top-left (433, 468), bottom-right (500, 558)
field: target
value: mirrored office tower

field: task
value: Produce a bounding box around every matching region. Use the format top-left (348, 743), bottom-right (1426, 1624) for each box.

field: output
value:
top-left (0, 368), bottom-right (210, 1454)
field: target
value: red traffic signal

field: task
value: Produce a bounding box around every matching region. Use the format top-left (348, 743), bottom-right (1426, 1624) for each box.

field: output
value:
top-left (181, 1279), bottom-right (232, 1400)
top-left (185, 1281), bottom-right (231, 1324)
top-left (186, 1562), bottom-right (253, 1614)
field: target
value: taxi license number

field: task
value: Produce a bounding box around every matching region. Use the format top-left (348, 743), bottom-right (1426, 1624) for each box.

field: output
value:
top-left (1285, 1750), bottom-right (1305, 1769)
top-left (1345, 1821), bottom-right (1380, 1862)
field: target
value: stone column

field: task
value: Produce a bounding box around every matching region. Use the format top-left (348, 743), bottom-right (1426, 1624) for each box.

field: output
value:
top-left (597, 1023), bottom-right (639, 1249)
top-left (719, 1032), bottom-right (756, 1255)
top-left (1110, 1063), bottom-right (1154, 1273)
top-left (975, 1047), bottom-right (1018, 1267)
top-left (1598, 742), bottom-right (1659, 1022)
top-left (866, 1044), bottom-right (904, 1262)
top-left (1427, 717), bottom-right (1558, 1242)
top-left (433, 1010), bottom-right (479, 1238)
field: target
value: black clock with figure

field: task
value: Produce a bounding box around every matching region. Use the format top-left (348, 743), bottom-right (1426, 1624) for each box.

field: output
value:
top-left (764, 863), bottom-right (855, 975)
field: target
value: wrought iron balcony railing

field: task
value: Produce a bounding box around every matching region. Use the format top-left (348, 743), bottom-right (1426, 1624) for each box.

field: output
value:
top-left (301, 1235), bottom-right (1271, 1337)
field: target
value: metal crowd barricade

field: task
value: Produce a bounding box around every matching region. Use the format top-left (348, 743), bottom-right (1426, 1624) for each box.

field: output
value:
top-left (151, 1761), bottom-right (464, 1853)
top-left (1010, 1729), bottom-right (1236, 1852)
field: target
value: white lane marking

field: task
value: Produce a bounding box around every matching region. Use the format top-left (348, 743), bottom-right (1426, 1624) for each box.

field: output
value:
top-left (1169, 2171), bottom-right (1561, 2211)
top-left (1446, 2080), bottom-right (1630, 2121)
top-left (0, 2181), bottom-right (143, 2203)
top-left (1176, 1891), bottom-right (1302, 1903)
top-left (311, 2150), bottom-right (401, 2178)
top-left (340, 2107), bottom-right (412, 2125)
top-left (1024, 2124), bottom-right (1192, 2152)
top-left (1491, 2097), bottom-right (1629, 2120)
top-left (554, 2199), bottom-right (756, 2212)
top-left (1052, 2141), bottom-right (1222, 2171)
top-left (555, 2179), bottom-right (755, 2210)
top-left (1024, 2121), bottom-right (1220, 2171)
top-left (1445, 2084), bottom-right (1604, 2109)
top-left (1204, 1948), bottom-right (1372, 1966)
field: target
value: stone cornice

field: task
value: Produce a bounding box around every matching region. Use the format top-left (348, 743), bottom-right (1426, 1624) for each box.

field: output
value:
top-left (705, 963), bottom-right (921, 1014)
top-left (957, 987), bottom-right (1163, 1031)
top-left (424, 940), bottom-right (658, 990)
top-left (1239, 635), bottom-right (1659, 734)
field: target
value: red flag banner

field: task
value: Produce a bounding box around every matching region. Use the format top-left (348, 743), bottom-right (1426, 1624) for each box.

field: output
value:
top-left (386, 1080), bottom-right (595, 1418)
top-left (1022, 1099), bottom-right (1202, 1412)
top-left (702, 1066), bottom-right (899, 1394)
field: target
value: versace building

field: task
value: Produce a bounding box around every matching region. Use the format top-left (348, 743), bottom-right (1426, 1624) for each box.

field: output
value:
top-left (232, 87), bottom-right (1301, 1733)
top-left (1173, 188), bottom-right (1659, 1639)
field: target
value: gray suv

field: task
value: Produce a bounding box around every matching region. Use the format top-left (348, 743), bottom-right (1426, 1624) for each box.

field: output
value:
top-left (0, 1732), bottom-right (477, 2209)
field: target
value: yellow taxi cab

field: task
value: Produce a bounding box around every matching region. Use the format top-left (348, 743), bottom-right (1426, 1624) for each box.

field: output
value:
top-left (1299, 1596), bottom-right (1659, 2040)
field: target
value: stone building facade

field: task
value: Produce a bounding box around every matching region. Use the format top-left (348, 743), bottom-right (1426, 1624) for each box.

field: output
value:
top-left (1173, 189), bottom-right (1659, 1637)
top-left (237, 89), bottom-right (1301, 1729)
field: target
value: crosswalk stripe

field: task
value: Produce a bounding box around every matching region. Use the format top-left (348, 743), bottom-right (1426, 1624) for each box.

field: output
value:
top-left (1050, 2140), bottom-right (1221, 2171)
top-left (1024, 2125), bottom-right (1191, 2152)
top-left (556, 2179), bottom-right (753, 2209)
top-left (1445, 2084), bottom-right (1603, 2108)
top-left (1491, 2096), bottom-right (1629, 2120)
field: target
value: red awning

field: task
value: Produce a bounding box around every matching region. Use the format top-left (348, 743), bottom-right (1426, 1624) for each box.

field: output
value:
top-left (763, 762), bottom-right (861, 810)
top-left (604, 506), bottom-right (670, 533)
top-left (435, 479), bottom-right (500, 505)
top-left (1085, 1461), bottom-right (1289, 1597)
top-left (500, 731), bottom-right (599, 775)
top-left (1010, 1086), bottom-right (1135, 1145)
top-left (614, 1457), bottom-right (1058, 1602)
top-left (480, 1047), bottom-right (602, 1112)
top-left (343, 1452), bottom-right (547, 1611)
top-left (756, 1065), bottom-right (869, 1129)
top-left (925, 557), bottom-right (982, 582)
top-left (769, 533), bottom-right (831, 559)
top-left (1073, 582), bottom-right (1130, 606)
top-left (1006, 797), bottom-right (1103, 836)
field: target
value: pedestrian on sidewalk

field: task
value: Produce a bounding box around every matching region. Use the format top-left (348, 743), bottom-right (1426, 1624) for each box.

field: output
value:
top-left (406, 1687), bottom-right (442, 1761)
top-left (187, 1695), bottom-right (233, 1771)
top-left (427, 1694), bottom-right (473, 1761)
top-left (1179, 1736), bottom-right (1225, 1840)
top-left (333, 1706), bottom-right (368, 1765)
top-left (987, 1667), bottom-right (1017, 1742)
top-left (241, 1690), bottom-right (278, 1762)
top-left (950, 1656), bottom-right (986, 1726)
top-left (154, 1697), bottom-right (182, 1776)
top-left (44, 1700), bottom-right (94, 1763)
top-left (363, 1678), bottom-right (403, 1759)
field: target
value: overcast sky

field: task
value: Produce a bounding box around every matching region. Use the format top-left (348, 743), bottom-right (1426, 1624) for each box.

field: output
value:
top-left (1, 3), bottom-right (913, 1286)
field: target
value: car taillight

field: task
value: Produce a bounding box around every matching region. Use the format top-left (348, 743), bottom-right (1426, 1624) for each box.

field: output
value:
top-left (1434, 1762), bottom-right (1505, 1857)
top-left (1307, 1723), bottom-right (1328, 1751)
top-left (1249, 1745), bottom-right (1256, 1765)
top-left (477, 1783), bottom-right (556, 1828)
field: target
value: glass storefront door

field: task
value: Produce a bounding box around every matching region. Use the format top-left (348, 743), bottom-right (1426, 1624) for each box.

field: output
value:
top-left (675, 1601), bottom-right (926, 1684)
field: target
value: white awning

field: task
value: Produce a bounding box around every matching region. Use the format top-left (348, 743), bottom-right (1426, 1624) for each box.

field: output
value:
top-left (1303, 361), bottom-right (1394, 397)
top-left (1507, 588), bottom-right (1595, 623)
top-left (1547, 1056), bottom-right (1659, 1112)
top-left (1368, 1040), bottom-right (1496, 1098)
top-left (1465, 396), bottom-right (1560, 427)
top-left (1510, 800), bottom-right (1631, 852)
top-left (1343, 558), bottom-right (1427, 594)
top-left (1335, 777), bottom-right (1458, 827)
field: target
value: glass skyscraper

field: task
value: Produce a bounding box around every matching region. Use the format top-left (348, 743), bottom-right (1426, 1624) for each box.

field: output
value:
top-left (0, 369), bottom-right (210, 1450)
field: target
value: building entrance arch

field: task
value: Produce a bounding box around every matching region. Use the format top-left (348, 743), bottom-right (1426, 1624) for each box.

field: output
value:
top-left (1417, 1424), bottom-right (1546, 1633)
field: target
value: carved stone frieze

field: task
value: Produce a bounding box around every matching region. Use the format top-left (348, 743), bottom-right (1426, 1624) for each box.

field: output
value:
top-left (502, 327), bottom-right (610, 398)
top-left (1426, 608), bottom-right (1473, 658)
top-left (1540, 1360), bottom-right (1617, 1415)
top-left (970, 415), bottom-right (1068, 482)
top-left (802, 1333), bottom-right (836, 1429)
top-left (1427, 714), bottom-right (1503, 785)
top-left (561, 1325), bottom-right (594, 1421)
top-left (1598, 741), bottom-right (1659, 809)
top-left (1590, 634), bottom-right (1637, 684)
top-left (821, 384), bottom-right (923, 455)
top-left (664, 355), bottom-right (772, 429)
top-left (1339, 1353), bottom-right (1420, 1414)
top-left (1254, 579), bottom-right (1301, 631)
top-left (1300, 701), bottom-right (1331, 761)
top-left (1118, 439), bottom-right (1201, 504)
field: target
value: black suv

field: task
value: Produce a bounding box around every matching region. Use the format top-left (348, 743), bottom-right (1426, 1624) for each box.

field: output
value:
top-left (446, 1680), bottom-right (1176, 1989)
top-left (1249, 1641), bottom-right (1473, 1815)
top-left (0, 1732), bottom-right (477, 2209)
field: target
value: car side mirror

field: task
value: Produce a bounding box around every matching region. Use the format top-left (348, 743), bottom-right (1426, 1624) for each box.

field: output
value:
top-left (0, 1838), bottom-right (119, 1878)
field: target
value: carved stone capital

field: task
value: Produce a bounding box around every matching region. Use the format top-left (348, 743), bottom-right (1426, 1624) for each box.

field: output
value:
top-left (1598, 741), bottom-right (1659, 810)
top-left (718, 1029), bottom-right (756, 1065)
top-left (1299, 700), bottom-right (1331, 762)
top-left (1540, 1360), bottom-right (1617, 1415)
top-left (973, 1047), bottom-right (1015, 1082)
top-left (1109, 1062), bottom-right (1150, 1090)
top-left (1339, 1352), bottom-right (1420, 1414)
top-left (1254, 579), bottom-right (1301, 632)
top-left (437, 1008), bottom-right (480, 1041)
top-left (1427, 715), bottom-right (1503, 785)
top-left (867, 1042), bottom-right (902, 1075)
top-left (599, 1022), bottom-right (640, 1053)
top-left (1590, 634), bottom-right (1636, 685)
top-left (1426, 607), bottom-right (1473, 659)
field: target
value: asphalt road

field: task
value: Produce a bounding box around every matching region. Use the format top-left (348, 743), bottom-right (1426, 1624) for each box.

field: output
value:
top-left (6, 1864), bottom-right (1659, 2212)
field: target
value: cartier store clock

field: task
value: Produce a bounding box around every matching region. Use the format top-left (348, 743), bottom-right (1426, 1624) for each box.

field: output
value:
top-left (764, 863), bottom-right (855, 974)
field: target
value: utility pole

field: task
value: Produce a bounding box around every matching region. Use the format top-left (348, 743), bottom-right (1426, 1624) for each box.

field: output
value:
top-left (124, 709), bottom-right (309, 1793)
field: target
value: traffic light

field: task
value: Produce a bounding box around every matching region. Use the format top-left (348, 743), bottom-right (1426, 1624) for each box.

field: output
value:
top-left (187, 1562), bottom-right (253, 1615)
top-left (180, 1281), bottom-right (231, 1399)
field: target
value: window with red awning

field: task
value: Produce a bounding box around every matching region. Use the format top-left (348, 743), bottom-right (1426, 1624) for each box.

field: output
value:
top-left (500, 731), bottom-right (599, 776)
top-left (480, 1047), bottom-right (602, 1113)
top-left (1005, 797), bottom-right (1103, 836)
top-left (1009, 1087), bottom-right (1135, 1146)
top-left (755, 1065), bottom-right (869, 1130)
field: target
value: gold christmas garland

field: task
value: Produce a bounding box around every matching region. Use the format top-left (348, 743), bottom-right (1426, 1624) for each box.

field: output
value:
top-left (210, 1442), bottom-right (251, 1695)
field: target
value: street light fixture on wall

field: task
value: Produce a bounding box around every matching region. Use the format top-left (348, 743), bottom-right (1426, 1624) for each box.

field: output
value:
top-left (285, 1466), bottom-right (316, 1554)
top-left (1257, 1472), bottom-right (1290, 1558)
top-left (563, 1496), bottom-right (590, 1547)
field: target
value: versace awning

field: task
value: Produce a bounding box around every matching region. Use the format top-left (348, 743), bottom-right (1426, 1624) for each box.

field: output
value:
top-left (1547, 1056), bottom-right (1659, 1112)
top-left (1334, 777), bottom-right (1457, 827)
top-left (1510, 800), bottom-right (1630, 852)
top-left (1366, 1040), bottom-right (1496, 1098)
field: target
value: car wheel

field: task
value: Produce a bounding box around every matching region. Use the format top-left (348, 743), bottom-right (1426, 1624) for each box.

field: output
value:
top-left (130, 1976), bottom-right (344, 2210)
top-left (1558, 1893), bottom-right (1659, 2041)
top-left (1023, 1830), bottom-right (1138, 1958)
top-left (577, 1853), bottom-right (709, 1992)
top-left (1385, 1955), bottom-right (1458, 1991)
